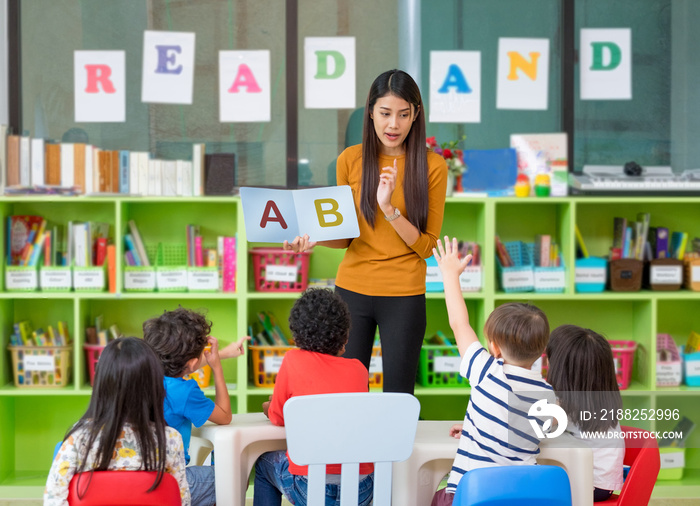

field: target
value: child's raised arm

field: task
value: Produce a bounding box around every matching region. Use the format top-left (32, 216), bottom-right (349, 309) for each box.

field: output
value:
top-left (433, 237), bottom-right (479, 356)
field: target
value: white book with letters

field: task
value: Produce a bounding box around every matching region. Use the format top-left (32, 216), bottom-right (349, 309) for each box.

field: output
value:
top-left (60, 143), bottom-right (75, 187)
top-left (162, 160), bottom-right (177, 196)
top-left (137, 152), bottom-right (149, 196)
top-left (129, 152), bottom-right (140, 195)
top-left (30, 138), bottom-right (45, 186)
top-left (182, 161), bottom-right (193, 197)
top-left (192, 143), bottom-right (205, 196)
top-left (19, 135), bottom-right (31, 186)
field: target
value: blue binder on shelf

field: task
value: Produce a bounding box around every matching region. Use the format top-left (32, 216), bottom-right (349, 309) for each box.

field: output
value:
top-left (460, 148), bottom-right (517, 194)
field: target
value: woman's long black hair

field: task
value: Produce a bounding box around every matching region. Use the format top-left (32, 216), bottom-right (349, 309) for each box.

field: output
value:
top-left (360, 69), bottom-right (429, 230)
top-left (64, 337), bottom-right (168, 495)
top-left (546, 325), bottom-right (623, 432)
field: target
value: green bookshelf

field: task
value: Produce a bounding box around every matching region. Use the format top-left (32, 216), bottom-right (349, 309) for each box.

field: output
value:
top-left (1, 195), bottom-right (699, 499)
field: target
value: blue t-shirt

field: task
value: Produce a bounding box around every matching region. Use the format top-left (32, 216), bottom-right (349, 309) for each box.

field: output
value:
top-left (163, 376), bottom-right (215, 464)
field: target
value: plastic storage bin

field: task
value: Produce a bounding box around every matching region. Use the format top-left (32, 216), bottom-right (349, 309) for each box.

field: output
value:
top-left (368, 346), bottom-right (383, 388)
top-left (186, 365), bottom-right (212, 389)
top-left (251, 248), bottom-right (310, 292)
top-left (5, 265), bottom-right (38, 292)
top-left (155, 243), bottom-right (188, 292)
top-left (609, 340), bottom-right (637, 390)
top-left (249, 345), bottom-right (295, 387)
top-left (83, 344), bottom-right (106, 386)
top-left (417, 345), bottom-right (468, 387)
top-left (496, 241), bottom-right (534, 293)
top-left (575, 257), bottom-right (607, 293)
top-left (39, 266), bottom-right (72, 292)
top-left (684, 349), bottom-right (700, 386)
top-left (656, 334), bottom-right (682, 387)
top-left (658, 447), bottom-right (685, 480)
top-left (123, 244), bottom-right (157, 292)
top-left (8, 345), bottom-right (72, 387)
top-left (683, 256), bottom-right (700, 291)
top-left (530, 243), bottom-right (566, 293)
top-left (646, 258), bottom-right (684, 291)
top-left (609, 259), bottom-right (643, 292)
top-left (425, 256), bottom-right (443, 292)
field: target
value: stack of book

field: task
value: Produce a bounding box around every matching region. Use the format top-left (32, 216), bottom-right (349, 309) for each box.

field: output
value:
top-left (9, 320), bottom-right (70, 347)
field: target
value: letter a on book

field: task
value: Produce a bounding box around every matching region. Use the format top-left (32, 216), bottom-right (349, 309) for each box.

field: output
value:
top-left (240, 185), bottom-right (360, 243)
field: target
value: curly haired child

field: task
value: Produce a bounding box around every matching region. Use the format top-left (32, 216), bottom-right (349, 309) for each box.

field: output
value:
top-left (254, 288), bottom-right (374, 506)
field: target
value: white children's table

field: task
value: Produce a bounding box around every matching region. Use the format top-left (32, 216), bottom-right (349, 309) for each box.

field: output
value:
top-left (194, 416), bottom-right (593, 506)
top-left (391, 420), bottom-right (594, 506)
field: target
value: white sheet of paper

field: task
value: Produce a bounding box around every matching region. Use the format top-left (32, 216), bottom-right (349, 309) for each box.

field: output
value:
top-left (219, 50), bottom-right (271, 122)
top-left (74, 51), bottom-right (126, 122)
top-left (304, 37), bottom-right (356, 109)
top-left (496, 38), bottom-right (550, 110)
top-left (141, 30), bottom-right (196, 104)
top-left (580, 28), bottom-right (632, 100)
top-left (241, 185), bottom-right (360, 243)
top-left (429, 51), bottom-right (481, 123)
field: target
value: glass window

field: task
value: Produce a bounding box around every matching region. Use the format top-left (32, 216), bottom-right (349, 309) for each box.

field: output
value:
top-left (19, 0), bottom-right (287, 187)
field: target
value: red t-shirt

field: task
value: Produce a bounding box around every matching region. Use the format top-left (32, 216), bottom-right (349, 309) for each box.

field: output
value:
top-left (268, 348), bottom-right (373, 475)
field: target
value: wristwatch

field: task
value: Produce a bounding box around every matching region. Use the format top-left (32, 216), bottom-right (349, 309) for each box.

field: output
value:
top-left (384, 207), bottom-right (401, 222)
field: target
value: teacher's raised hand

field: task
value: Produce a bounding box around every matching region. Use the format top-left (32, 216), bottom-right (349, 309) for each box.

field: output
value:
top-left (282, 234), bottom-right (317, 253)
top-left (377, 158), bottom-right (398, 212)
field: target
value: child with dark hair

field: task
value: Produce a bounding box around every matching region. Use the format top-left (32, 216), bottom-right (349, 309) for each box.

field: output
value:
top-left (546, 324), bottom-right (625, 502)
top-left (253, 288), bottom-right (373, 506)
top-left (143, 306), bottom-right (248, 506)
top-left (44, 337), bottom-right (190, 505)
top-left (431, 237), bottom-right (553, 506)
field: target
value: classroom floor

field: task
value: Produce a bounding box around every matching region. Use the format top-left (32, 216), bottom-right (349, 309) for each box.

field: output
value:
top-left (1, 499), bottom-right (698, 505)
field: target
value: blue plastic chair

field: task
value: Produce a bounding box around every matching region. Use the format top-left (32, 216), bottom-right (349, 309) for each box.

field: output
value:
top-left (453, 465), bottom-right (572, 506)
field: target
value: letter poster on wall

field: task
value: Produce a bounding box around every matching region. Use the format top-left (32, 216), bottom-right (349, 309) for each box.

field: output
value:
top-left (240, 185), bottom-right (360, 243)
top-left (74, 51), bottom-right (126, 122)
top-left (304, 37), bottom-right (356, 109)
top-left (580, 28), bottom-right (632, 100)
top-left (141, 30), bottom-right (196, 104)
top-left (219, 50), bottom-right (271, 122)
top-left (429, 51), bottom-right (481, 123)
top-left (496, 38), bottom-right (550, 110)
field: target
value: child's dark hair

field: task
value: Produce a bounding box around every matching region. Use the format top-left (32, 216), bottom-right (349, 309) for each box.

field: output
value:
top-left (546, 324), bottom-right (623, 432)
top-left (143, 306), bottom-right (211, 377)
top-left (65, 337), bottom-right (167, 495)
top-left (361, 69), bottom-right (428, 230)
top-left (484, 302), bottom-right (549, 364)
top-left (289, 288), bottom-right (350, 355)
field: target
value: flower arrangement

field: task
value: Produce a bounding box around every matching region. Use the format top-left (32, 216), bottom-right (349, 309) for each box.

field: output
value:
top-left (426, 135), bottom-right (467, 176)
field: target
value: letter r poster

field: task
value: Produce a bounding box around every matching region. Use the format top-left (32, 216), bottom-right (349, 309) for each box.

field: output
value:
top-left (74, 50), bottom-right (126, 122)
top-left (240, 185), bottom-right (360, 243)
top-left (304, 37), bottom-right (356, 109)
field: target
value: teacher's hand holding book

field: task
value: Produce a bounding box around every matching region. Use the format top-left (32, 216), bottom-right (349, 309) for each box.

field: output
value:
top-left (283, 234), bottom-right (316, 253)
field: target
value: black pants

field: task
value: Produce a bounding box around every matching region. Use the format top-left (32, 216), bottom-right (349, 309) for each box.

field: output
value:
top-left (335, 286), bottom-right (426, 394)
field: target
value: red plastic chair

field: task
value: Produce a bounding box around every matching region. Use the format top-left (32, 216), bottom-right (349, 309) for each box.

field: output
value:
top-left (67, 470), bottom-right (181, 506)
top-left (597, 426), bottom-right (660, 505)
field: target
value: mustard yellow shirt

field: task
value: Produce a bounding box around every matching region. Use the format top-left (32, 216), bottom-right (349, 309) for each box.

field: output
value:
top-left (335, 144), bottom-right (447, 296)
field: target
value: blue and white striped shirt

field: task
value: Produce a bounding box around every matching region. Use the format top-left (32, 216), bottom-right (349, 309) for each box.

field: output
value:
top-left (446, 341), bottom-right (554, 493)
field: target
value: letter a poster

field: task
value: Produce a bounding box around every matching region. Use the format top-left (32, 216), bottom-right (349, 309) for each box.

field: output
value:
top-left (240, 186), bottom-right (359, 242)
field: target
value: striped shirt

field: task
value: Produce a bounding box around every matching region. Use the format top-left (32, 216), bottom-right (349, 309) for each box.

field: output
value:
top-left (446, 341), bottom-right (554, 493)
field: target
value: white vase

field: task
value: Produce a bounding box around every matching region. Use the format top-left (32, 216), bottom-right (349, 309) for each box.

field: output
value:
top-left (446, 173), bottom-right (455, 197)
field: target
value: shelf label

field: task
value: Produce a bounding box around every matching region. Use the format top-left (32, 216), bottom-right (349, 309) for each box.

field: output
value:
top-left (5, 269), bottom-right (38, 290)
top-left (74, 268), bottom-right (105, 290)
top-left (264, 355), bottom-right (285, 373)
top-left (502, 270), bottom-right (534, 289)
top-left (157, 269), bottom-right (188, 290)
top-left (656, 363), bottom-right (682, 385)
top-left (124, 271), bottom-right (156, 290)
top-left (369, 355), bottom-right (383, 374)
top-left (265, 265), bottom-right (298, 283)
top-left (692, 265), bottom-right (700, 283)
top-left (686, 360), bottom-right (700, 377)
top-left (459, 267), bottom-right (482, 292)
top-left (434, 356), bottom-right (461, 373)
top-left (651, 265), bottom-right (682, 285)
top-left (40, 269), bottom-right (72, 290)
top-left (660, 451), bottom-right (685, 469)
top-left (426, 266), bottom-right (443, 283)
top-left (188, 270), bottom-right (219, 291)
top-left (575, 267), bottom-right (606, 284)
top-left (535, 270), bottom-right (566, 290)
top-left (24, 354), bottom-right (55, 372)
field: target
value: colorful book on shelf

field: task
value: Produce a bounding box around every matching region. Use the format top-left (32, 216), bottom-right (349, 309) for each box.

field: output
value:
top-left (6, 134), bottom-right (20, 186)
top-left (124, 234), bottom-right (142, 266)
top-left (536, 234), bottom-right (551, 267)
top-left (8, 215), bottom-right (44, 265)
top-left (222, 236), bottom-right (236, 292)
top-left (119, 150), bottom-right (130, 194)
top-left (127, 220), bottom-right (150, 266)
top-left (575, 225), bottom-right (589, 258)
top-left (494, 236), bottom-right (513, 267)
top-left (107, 244), bottom-right (117, 292)
top-left (656, 227), bottom-right (669, 259)
top-left (74, 143), bottom-right (87, 194)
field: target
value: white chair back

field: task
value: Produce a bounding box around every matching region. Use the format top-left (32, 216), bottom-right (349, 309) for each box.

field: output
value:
top-left (283, 392), bottom-right (420, 506)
